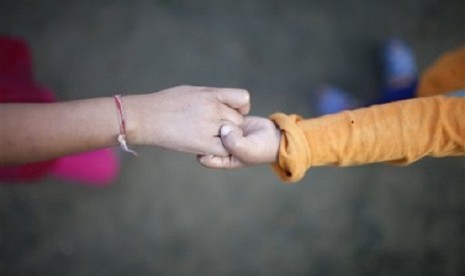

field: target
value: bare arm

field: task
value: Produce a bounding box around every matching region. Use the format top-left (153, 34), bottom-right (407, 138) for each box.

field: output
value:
top-left (0, 85), bottom-right (250, 165)
top-left (1, 98), bottom-right (119, 165)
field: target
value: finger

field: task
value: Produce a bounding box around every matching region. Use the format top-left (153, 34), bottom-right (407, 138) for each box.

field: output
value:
top-left (220, 124), bottom-right (252, 162)
top-left (206, 137), bottom-right (230, 156)
top-left (216, 89), bottom-right (251, 115)
top-left (197, 154), bottom-right (245, 169)
top-left (220, 106), bottom-right (244, 126)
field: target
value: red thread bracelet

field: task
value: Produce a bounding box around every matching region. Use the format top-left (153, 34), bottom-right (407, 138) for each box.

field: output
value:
top-left (113, 95), bottom-right (138, 156)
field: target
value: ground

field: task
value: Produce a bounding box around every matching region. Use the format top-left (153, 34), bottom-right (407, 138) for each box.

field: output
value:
top-left (1, 0), bottom-right (464, 275)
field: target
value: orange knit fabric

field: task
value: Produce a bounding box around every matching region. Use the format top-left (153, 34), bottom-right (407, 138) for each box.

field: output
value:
top-left (271, 47), bottom-right (465, 183)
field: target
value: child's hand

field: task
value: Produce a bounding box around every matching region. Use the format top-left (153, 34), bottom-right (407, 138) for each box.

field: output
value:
top-left (197, 116), bottom-right (281, 169)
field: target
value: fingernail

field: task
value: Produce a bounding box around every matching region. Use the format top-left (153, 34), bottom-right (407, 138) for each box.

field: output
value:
top-left (199, 155), bottom-right (211, 162)
top-left (221, 125), bottom-right (232, 136)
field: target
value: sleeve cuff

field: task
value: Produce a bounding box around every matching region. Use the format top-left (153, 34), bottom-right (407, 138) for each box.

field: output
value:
top-left (269, 113), bottom-right (312, 183)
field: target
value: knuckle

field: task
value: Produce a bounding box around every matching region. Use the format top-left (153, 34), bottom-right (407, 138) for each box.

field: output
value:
top-left (223, 111), bottom-right (242, 125)
top-left (221, 157), bottom-right (229, 168)
top-left (241, 89), bottom-right (250, 100)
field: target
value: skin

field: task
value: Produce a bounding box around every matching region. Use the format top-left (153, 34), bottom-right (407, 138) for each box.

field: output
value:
top-left (197, 116), bottom-right (281, 169)
top-left (0, 85), bottom-right (250, 165)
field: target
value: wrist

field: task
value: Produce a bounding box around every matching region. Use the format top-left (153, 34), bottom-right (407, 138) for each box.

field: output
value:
top-left (271, 124), bottom-right (281, 163)
top-left (117, 94), bottom-right (141, 145)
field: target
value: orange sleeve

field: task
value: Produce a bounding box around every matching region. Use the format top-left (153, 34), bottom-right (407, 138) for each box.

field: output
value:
top-left (270, 46), bottom-right (465, 183)
top-left (270, 96), bottom-right (465, 182)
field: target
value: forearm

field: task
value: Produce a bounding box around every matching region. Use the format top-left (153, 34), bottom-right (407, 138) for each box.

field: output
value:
top-left (0, 97), bottom-right (123, 165)
top-left (303, 96), bottom-right (465, 166)
top-left (271, 96), bottom-right (465, 182)
top-left (0, 85), bottom-right (251, 165)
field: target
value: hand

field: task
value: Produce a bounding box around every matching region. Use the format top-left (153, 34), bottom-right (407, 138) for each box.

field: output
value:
top-left (197, 116), bottom-right (281, 168)
top-left (124, 85), bottom-right (250, 156)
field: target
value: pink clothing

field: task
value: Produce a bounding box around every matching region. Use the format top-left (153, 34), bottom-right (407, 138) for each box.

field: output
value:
top-left (0, 37), bottom-right (118, 186)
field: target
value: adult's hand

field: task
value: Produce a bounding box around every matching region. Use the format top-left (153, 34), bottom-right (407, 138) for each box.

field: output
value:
top-left (197, 116), bottom-right (281, 168)
top-left (124, 85), bottom-right (250, 156)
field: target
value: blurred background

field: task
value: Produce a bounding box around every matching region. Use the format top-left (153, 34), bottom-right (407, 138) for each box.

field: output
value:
top-left (1, 0), bottom-right (464, 275)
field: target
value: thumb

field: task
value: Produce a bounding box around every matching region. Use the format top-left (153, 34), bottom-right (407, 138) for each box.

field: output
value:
top-left (216, 89), bottom-right (250, 115)
top-left (220, 124), bottom-right (252, 161)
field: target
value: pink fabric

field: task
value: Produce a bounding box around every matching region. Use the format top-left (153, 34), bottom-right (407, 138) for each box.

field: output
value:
top-left (0, 37), bottom-right (58, 182)
top-left (0, 36), bottom-right (34, 83)
top-left (0, 36), bottom-right (119, 186)
top-left (51, 149), bottom-right (119, 186)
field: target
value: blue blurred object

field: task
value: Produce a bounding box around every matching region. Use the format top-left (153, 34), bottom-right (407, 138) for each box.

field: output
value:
top-left (447, 89), bottom-right (465, 98)
top-left (313, 85), bottom-right (358, 115)
top-left (379, 38), bottom-right (418, 103)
